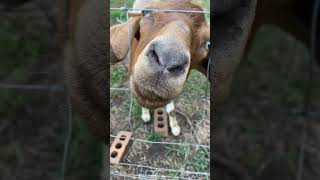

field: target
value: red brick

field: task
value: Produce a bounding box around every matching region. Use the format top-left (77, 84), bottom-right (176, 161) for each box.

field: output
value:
top-left (110, 131), bottom-right (133, 164)
top-left (154, 108), bottom-right (169, 137)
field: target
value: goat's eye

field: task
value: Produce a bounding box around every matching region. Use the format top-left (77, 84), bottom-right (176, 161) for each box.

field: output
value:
top-left (142, 10), bottom-right (152, 17)
top-left (206, 41), bottom-right (210, 49)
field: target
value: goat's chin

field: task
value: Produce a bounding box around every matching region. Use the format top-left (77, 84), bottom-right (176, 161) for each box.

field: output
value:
top-left (134, 94), bottom-right (172, 109)
top-left (130, 77), bottom-right (183, 109)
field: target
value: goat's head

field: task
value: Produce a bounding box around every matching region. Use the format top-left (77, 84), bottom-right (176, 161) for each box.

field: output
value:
top-left (111, 1), bottom-right (210, 108)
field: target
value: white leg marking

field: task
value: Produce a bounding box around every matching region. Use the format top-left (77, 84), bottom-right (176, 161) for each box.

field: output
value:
top-left (141, 107), bottom-right (150, 123)
top-left (166, 101), bottom-right (181, 136)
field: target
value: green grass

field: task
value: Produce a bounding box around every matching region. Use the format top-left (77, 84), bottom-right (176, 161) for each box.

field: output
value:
top-left (184, 70), bottom-right (209, 95)
top-left (130, 99), bottom-right (143, 127)
top-left (165, 145), bottom-right (191, 158)
top-left (146, 132), bottom-right (161, 142)
top-left (165, 145), bottom-right (209, 173)
top-left (110, 0), bottom-right (134, 24)
top-left (188, 148), bottom-right (209, 172)
top-left (110, 66), bottom-right (127, 86)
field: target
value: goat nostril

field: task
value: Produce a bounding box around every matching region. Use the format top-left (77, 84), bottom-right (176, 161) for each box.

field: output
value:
top-left (166, 61), bottom-right (187, 74)
top-left (146, 46), bottom-right (160, 65)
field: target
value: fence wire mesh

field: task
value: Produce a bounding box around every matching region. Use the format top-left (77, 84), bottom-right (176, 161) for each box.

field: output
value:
top-left (110, 0), bottom-right (211, 179)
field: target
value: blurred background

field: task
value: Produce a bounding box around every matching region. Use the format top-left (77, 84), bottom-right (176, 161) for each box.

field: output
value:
top-left (214, 23), bottom-right (320, 180)
top-left (0, 0), bottom-right (102, 180)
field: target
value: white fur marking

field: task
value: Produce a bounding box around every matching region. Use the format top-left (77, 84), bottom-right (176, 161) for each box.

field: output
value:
top-left (166, 102), bottom-right (181, 136)
top-left (141, 107), bottom-right (150, 122)
top-left (166, 101), bottom-right (175, 113)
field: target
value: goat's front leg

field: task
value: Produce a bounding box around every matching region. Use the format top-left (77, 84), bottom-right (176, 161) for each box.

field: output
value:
top-left (166, 101), bottom-right (181, 136)
top-left (141, 107), bottom-right (151, 123)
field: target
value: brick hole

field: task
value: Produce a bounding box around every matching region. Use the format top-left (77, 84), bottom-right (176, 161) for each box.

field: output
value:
top-left (119, 135), bottom-right (126, 141)
top-left (111, 151), bottom-right (118, 158)
top-left (115, 143), bottom-right (122, 149)
top-left (158, 116), bottom-right (164, 121)
top-left (158, 123), bottom-right (164, 128)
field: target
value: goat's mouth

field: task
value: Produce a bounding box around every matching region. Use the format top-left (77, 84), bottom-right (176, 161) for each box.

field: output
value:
top-left (132, 84), bottom-right (172, 109)
top-left (130, 75), bottom-right (184, 109)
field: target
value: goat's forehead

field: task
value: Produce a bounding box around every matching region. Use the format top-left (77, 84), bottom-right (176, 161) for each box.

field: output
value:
top-left (137, 1), bottom-right (208, 42)
top-left (143, 4), bottom-right (207, 27)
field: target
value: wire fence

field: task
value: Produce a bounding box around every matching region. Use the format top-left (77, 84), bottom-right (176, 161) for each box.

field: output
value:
top-left (110, 135), bottom-right (210, 148)
top-left (110, 0), bottom-right (211, 179)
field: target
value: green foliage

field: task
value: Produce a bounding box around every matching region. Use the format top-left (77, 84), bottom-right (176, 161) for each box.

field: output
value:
top-left (165, 145), bottom-right (190, 158)
top-left (184, 70), bottom-right (209, 95)
top-left (165, 145), bottom-right (209, 172)
top-left (110, 0), bottom-right (134, 25)
top-left (188, 148), bottom-right (209, 172)
top-left (146, 132), bottom-right (161, 142)
top-left (110, 66), bottom-right (127, 86)
top-left (110, 11), bottom-right (128, 25)
top-left (167, 171), bottom-right (179, 178)
top-left (128, 99), bottom-right (142, 126)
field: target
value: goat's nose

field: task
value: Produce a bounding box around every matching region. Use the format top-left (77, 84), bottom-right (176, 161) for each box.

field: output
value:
top-left (146, 41), bottom-right (189, 75)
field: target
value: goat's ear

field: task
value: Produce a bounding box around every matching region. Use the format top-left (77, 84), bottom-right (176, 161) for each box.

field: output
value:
top-left (195, 57), bottom-right (209, 77)
top-left (110, 17), bottom-right (141, 63)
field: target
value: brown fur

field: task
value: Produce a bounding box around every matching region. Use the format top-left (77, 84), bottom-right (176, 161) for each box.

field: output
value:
top-left (131, 1), bottom-right (209, 71)
top-left (64, 0), bottom-right (107, 142)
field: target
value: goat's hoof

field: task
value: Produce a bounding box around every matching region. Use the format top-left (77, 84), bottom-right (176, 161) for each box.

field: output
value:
top-left (142, 113), bottom-right (150, 123)
top-left (171, 126), bottom-right (181, 136)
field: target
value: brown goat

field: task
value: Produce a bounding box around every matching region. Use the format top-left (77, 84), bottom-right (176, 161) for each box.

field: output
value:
top-left (110, 0), bottom-right (210, 136)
